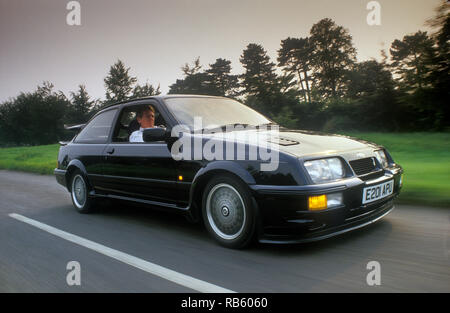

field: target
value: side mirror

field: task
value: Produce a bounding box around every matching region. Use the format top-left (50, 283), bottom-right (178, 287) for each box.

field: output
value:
top-left (142, 128), bottom-right (168, 142)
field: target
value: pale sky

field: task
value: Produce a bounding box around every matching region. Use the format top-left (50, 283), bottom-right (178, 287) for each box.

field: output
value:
top-left (0, 0), bottom-right (442, 102)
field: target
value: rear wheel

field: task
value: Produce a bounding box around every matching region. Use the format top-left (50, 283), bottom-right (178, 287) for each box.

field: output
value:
top-left (202, 174), bottom-right (257, 249)
top-left (70, 170), bottom-right (94, 213)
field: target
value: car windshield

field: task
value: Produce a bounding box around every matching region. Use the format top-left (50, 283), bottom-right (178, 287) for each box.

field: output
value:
top-left (164, 97), bottom-right (272, 131)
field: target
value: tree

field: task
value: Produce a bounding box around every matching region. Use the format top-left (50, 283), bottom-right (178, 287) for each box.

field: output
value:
top-left (205, 58), bottom-right (239, 97)
top-left (66, 85), bottom-right (94, 124)
top-left (389, 27), bottom-right (450, 130)
top-left (426, 3), bottom-right (450, 128)
top-left (104, 60), bottom-right (137, 104)
top-left (390, 31), bottom-right (436, 90)
top-left (347, 60), bottom-right (394, 99)
top-left (131, 82), bottom-right (161, 99)
top-left (278, 72), bottom-right (298, 95)
top-left (427, 3), bottom-right (449, 81)
top-left (169, 57), bottom-right (240, 97)
top-left (168, 73), bottom-right (211, 95)
top-left (346, 61), bottom-right (401, 130)
top-left (0, 82), bottom-right (68, 145)
top-left (240, 43), bottom-right (280, 114)
top-left (278, 37), bottom-right (313, 102)
top-left (181, 57), bottom-right (202, 76)
top-left (168, 57), bottom-right (213, 95)
top-left (426, 2), bottom-right (450, 44)
top-left (309, 18), bottom-right (357, 99)
top-left (240, 44), bottom-right (278, 97)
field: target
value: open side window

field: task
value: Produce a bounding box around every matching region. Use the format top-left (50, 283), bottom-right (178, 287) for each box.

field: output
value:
top-left (112, 104), bottom-right (167, 143)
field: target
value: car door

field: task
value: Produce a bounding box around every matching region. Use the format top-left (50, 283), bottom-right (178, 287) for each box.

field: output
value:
top-left (71, 108), bottom-right (118, 192)
top-left (100, 102), bottom-right (178, 206)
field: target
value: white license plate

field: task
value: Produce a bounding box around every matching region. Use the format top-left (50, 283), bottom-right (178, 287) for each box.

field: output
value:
top-left (362, 180), bottom-right (394, 204)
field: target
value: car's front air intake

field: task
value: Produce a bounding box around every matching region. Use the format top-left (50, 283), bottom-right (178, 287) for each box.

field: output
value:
top-left (349, 157), bottom-right (378, 176)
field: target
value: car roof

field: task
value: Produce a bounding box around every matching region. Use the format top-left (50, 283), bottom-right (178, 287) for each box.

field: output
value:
top-left (97, 94), bottom-right (228, 113)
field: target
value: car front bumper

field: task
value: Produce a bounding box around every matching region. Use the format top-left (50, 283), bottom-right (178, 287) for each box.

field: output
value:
top-left (249, 167), bottom-right (402, 244)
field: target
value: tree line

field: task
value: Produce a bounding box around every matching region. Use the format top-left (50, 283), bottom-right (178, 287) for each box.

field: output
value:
top-left (0, 4), bottom-right (448, 146)
top-left (0, 60), bottom-right (162, 145)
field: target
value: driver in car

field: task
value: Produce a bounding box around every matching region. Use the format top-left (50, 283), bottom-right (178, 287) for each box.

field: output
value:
top-left (129, 105), bottom-right (156, 143)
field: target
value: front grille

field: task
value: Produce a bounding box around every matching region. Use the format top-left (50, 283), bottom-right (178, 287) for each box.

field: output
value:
top-left (349, 157), bottom-right (378, 176)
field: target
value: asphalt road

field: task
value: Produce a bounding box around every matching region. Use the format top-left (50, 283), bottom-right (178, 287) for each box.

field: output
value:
top-left (0, 170), bottom-right (449, 292)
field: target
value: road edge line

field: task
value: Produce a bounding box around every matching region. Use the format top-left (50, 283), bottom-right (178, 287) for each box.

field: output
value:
top-left (8, 213), bottom-right (236, 293)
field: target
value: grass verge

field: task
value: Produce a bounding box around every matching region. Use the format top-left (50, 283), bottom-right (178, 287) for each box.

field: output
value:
top-left (0, 144), bottom-right (58, 175)
top-left (345, 132), bottom-right (450, 207)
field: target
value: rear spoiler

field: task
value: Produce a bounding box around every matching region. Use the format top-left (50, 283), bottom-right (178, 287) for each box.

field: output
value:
top-left (60, 123), bottom-right (86, 146)
top-left (64, 123), bottom-right (86, 131)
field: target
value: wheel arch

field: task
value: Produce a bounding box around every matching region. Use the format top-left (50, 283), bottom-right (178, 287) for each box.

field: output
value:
top-left (65, 160), bottom-right (89, 192)
top-left (188, 161), bottom-right (256, 223)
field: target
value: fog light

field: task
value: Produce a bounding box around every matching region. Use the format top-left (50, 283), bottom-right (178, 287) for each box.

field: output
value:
top-left (327, 193), bottom-right (343, 208)
top-left (309, 195), bottom-right (327, 211)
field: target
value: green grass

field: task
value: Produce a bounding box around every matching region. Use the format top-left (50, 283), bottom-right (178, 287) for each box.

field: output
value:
top-left (0, 144), bottom-right (59, 175)
top-left (0, 132), bottom-right (449, 207)
top-left (344, 132), bottom-right (450, 207)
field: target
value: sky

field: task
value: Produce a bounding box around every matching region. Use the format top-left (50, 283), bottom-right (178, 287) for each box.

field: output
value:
top-left (0, 0), bottom-right (442, 102)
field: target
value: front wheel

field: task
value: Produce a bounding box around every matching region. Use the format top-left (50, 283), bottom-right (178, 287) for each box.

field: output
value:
top-left (70, 170), bottom-right (95, 213)
top-left (202, 175), bottom-right (257, 249)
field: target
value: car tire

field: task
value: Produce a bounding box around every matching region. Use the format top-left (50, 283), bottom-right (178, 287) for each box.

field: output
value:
top-left (70, 170), bottom-right (95, 214)
top-left (202, 174), bottom-right (257, 249)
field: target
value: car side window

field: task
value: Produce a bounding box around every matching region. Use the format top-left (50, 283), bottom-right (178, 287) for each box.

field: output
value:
top-left (113, 110), bottom-right (137, 142)
top-left (112, 105), bottom-right (167, 143)
top-left (74, 109), bottom-right (117, 144)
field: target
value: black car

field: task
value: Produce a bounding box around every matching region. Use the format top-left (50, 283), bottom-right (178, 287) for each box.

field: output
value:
top-left (55, 95), bottom-right (403, 248)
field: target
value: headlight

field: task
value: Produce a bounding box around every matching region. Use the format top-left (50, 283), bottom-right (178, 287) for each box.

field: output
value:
top-left (304, 157), bottom-right (345, 184)
top-left (374, 150), bottom-right (389, 168)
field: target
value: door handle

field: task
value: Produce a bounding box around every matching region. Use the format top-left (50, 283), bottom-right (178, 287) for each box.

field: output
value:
top-left (106, 147), bottom-right (115, 154)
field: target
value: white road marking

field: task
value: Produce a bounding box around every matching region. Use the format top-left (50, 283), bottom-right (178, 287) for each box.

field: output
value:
top-left (9, 213), bottom-right (235, 293)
